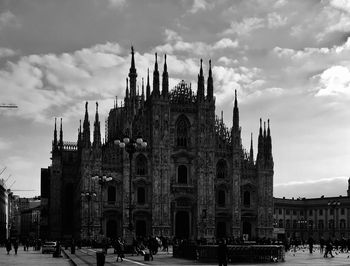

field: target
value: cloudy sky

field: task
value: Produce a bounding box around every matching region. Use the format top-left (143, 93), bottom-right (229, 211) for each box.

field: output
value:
top-left (1, 0), bottom-right (350, 198)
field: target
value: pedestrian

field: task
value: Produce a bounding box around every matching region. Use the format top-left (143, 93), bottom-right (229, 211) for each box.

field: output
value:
top-left (13, 239), bottom-right (19, 255)
top-left (217, 238), bottom-right (228, 266)
top-left (320, 237), bottom-right (325, 253)
top-left (307, 237), bottom-right (314, 254)
top-left (115, 238), bottom-right (124, 262)
top-left (324, 238), bottom-right (334, 258)
top-left (5, 239), bottom-right (11, 255)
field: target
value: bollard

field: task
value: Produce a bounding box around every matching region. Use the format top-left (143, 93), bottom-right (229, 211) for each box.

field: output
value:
top-left (96, 251), bottom-right (105, 266)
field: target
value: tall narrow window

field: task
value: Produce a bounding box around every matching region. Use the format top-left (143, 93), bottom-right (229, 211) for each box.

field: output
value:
top-left (176, 115), bottom-right (190, 147)
top-left (178, 165), bottom-right (187, 184)
top-left (137, 187), bottom-right (145, 204)
top-left (218, 190), bottom-right (225, 207)
top-left (216, 159), bottom-right (227, 179)
top-left (136, 154), bottom-right (147, 176)
top-left (107, 186), bottom-right (116, 202)
top-left (243, 191), bottom-right (250, 207)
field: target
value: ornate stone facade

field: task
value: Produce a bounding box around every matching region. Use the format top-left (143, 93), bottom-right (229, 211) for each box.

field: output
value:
top-left (42, 48), bottom-right (274, 241)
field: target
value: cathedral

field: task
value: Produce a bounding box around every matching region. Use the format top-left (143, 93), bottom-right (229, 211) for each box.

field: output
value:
top-left (41, 47), bottom-right (274, 242)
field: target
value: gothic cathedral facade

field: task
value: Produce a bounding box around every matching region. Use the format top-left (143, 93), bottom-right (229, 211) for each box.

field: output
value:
top-left (41, 47), bottom-right (274, 241)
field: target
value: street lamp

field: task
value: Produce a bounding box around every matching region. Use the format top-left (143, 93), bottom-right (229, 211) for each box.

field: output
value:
top-left (328, 200), bottom-right (340, 238)
top-left (91, 175), bottom-right (113, 235)
top-left (81, 191), bottom-right (96, 241)
top-left (114, 136), bottom-right (147, 232)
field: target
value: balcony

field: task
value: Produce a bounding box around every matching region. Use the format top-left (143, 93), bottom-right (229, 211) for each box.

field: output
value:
top-left (171, 183), bottom-right (194, 194)
top-left (103, 200), bottom-right (122, 210)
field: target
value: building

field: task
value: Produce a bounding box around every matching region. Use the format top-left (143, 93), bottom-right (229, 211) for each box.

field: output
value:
top-left (273, 179), bottom-right (350, 242)
top-left (41, 48), bottom-right (274, 242)
top-left (0, 179), bottom-right (7, 243)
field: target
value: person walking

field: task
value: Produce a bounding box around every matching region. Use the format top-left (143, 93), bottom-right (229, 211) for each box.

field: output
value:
top-left (307, 237), bottom-right (314, 254)
top-left (115, 238), bottom-right (124, 262)
top-left (324, 238), bottom-right (334, 258)
top-left (5, 239), bottom-right (12, 255)
top-left (13, 239), bottom-right (19, 255)
top-left (217, 238), bottom-right (228, 266)
top-left (320, 237), bottom-right (325, 253)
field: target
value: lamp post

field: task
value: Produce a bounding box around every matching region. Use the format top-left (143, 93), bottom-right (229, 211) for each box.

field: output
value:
top-left (114, 136), bottom-right (147, 232)
top-left (91, 176), bottom-right (113, 236)
top-left (328, 200), bottom-right (340, 238)
top-left (81, 191), bottom-right (96, 241)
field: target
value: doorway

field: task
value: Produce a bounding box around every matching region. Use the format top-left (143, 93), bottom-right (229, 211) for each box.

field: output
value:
top-left (106, 220), bottom-right (117, 239)
top-left (136, 220), bottom-right (146, 237)
top-left (217, 221), bottom-right (226, 238)
top-left (175, 211), bottom-right (190, 238)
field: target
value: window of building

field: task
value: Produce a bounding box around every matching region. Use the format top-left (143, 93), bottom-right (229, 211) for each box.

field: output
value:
top-left (341, 208), bottom-right (345, 215)
top-left (286, 210), bottom-right (290, 215)
top-left (318, 220), bottom-right (324, 229)
top-left (176, 115), bottom-right (190, 147)
top-left (308, 220), bottom-right (313, 230)
top-left (278, 219), bottom-right (284, 228)
top-left (216, 159), bottom-right (227, 179)
top-left (286, 220), bottom-right (290, 229)
top-left (137, 187), bottom-right (145, 204)
top-left (243, 191), bottom-right (250, 207)
top-left (328, 219), bottom-right (334, 229)
top-left (340, 219), bottom-right (346, 229)
top-left (292, 220), bottom-right (297, 229)
top-left (293, 210), bottom-right (296, 215)
top-left (279, 209), bottom-right (282, 215)
top-left (309, 210), bottom-right (313, 216)
top-left (218, 190), bottom-right (226, 207)
top-left (330, 209), bottom-right (334, 215)
top-left (319, 209), bottom-right (323, 216)
top-left (107, 186), bottom-right (116, 202)
top-left (178, 165), bottom-right (188, 184)
top-left (136, 154), bottom-right (147, 176)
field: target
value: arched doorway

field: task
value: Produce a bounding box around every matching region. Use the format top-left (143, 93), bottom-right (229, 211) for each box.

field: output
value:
top-left (217, 221), bottom-right (226, 238)
top-left (106, 220), bottom-right (117, 239)
top-left (175, 211), bottom-right (190, 238)
top-left (243, 221), bottom-right (251, 239)
top-left (136, 220), bottom-right (146, 237)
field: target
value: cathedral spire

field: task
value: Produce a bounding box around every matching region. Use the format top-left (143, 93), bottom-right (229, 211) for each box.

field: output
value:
top-left (83, 101), bottom-right (91, 147)
top-left (249, 133), bottom-right (254, 163)
top-left (197, 58), bottom-right (205, 101)
top-left (232, 90), bottom-right (239, 131)
top-left (125, 78), bottom-right (129, 99)
top-left (266, 119), bottom-right (273, 162)
top-left (207, 59), bottom-right (213, 101)
top-left (93, 102), bottom-right (101, 148)
top-left (257, 118), bottom-right (264, 163)
top-left (128, 46), bottom-right (137, 99)
top-left (142, 78), bottom-right (145, 100)
top-left (146, 68), bottom-right (151, 100)
top-left (59, 118), bottom-right (63, 149)
top-left (53, 118), bottom-right (58, 150)
top-left (153, 53), bottom-right (160, 97)
top-left (162, 54), bottom-right (169, 97)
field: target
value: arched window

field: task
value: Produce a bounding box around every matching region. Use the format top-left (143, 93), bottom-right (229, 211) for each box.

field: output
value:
top-left (107, 186), bottom-right (116, 202)
top-left (278, 219), bottom-right (283, 228)
top-left (328, 219), bottom-right (334, 229)
top-left (216, 159), bottom-right (227, 179)
top-left (136, 154), bottom-right (147, 176)
top-left (137, 187), bottom-right (145, 204)
top-left (243, 191), bottom-right (250, 207)
top-left (285, 219), bottom-right (290, 229)
top-left (176, 115), bottom-right (190, 147)
top-left (318, 220), bottom-right (324, 229)
top-left (340, 219), bottom-right (346, 229)
top-left (178, 165), bottom-right (188, 184)
top-left (218, 190), bottom-right (225, 207)
top-left (308, 220), bottom-right (313, 230)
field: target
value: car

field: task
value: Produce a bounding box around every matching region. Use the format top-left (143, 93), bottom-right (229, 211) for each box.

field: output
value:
top-left (42, 241), bottom-right (57, 254)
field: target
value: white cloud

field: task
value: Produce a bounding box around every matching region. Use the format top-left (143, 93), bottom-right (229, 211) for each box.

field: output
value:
top-left (273, 0), bottom-right (288, 9)
top-left (223, 17), bottom-right (265, 36)
top-left (0, 47), bottom-right (17, 58)
top-left (189, 0), bottom-right (213, 13)
top-left (213, 38), bottom-right (238, 49)
top-left (0, 11), bottom-right (20, 30)
top-left (314, 65), bottom-right (350, 96)
top-left (267, 12), bottom-right (287, 28)
top-left (330, 0), bottom-right (350, 13)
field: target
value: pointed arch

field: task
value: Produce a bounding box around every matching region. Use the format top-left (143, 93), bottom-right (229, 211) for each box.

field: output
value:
top-left (135, 154), bottom-right (147, 176)
top-left (176, 115), bottom-right (190, 148)
top-left (216, 159), bottom-right (227, 179)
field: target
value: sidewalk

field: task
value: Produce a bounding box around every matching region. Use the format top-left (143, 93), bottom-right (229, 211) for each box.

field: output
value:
top-left (63, 245), bottom-right (350, 265)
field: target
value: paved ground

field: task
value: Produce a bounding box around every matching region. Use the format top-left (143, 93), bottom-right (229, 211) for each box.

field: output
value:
top-left (0, 246), bottom-right (71, 265)
top-left (2, 245), bottom-right (350, 265)
top-left (62, 245), bottom-right (350, 265)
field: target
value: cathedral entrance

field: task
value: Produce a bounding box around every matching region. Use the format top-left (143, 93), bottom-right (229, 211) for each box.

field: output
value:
top-left (216, 221), bottom-right (226, 238)
top-left (243, 221), bottom-right (252, 239)
top-left (136, 220), bottom-right (146, 237)
top-left (175, 211), bottom-right (190, 238)
top-left (106, 220), bottom-right (117, 239)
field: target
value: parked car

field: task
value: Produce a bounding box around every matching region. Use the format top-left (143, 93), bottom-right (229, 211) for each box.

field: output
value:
top-left (42, 241), bottom-right (57, 254)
